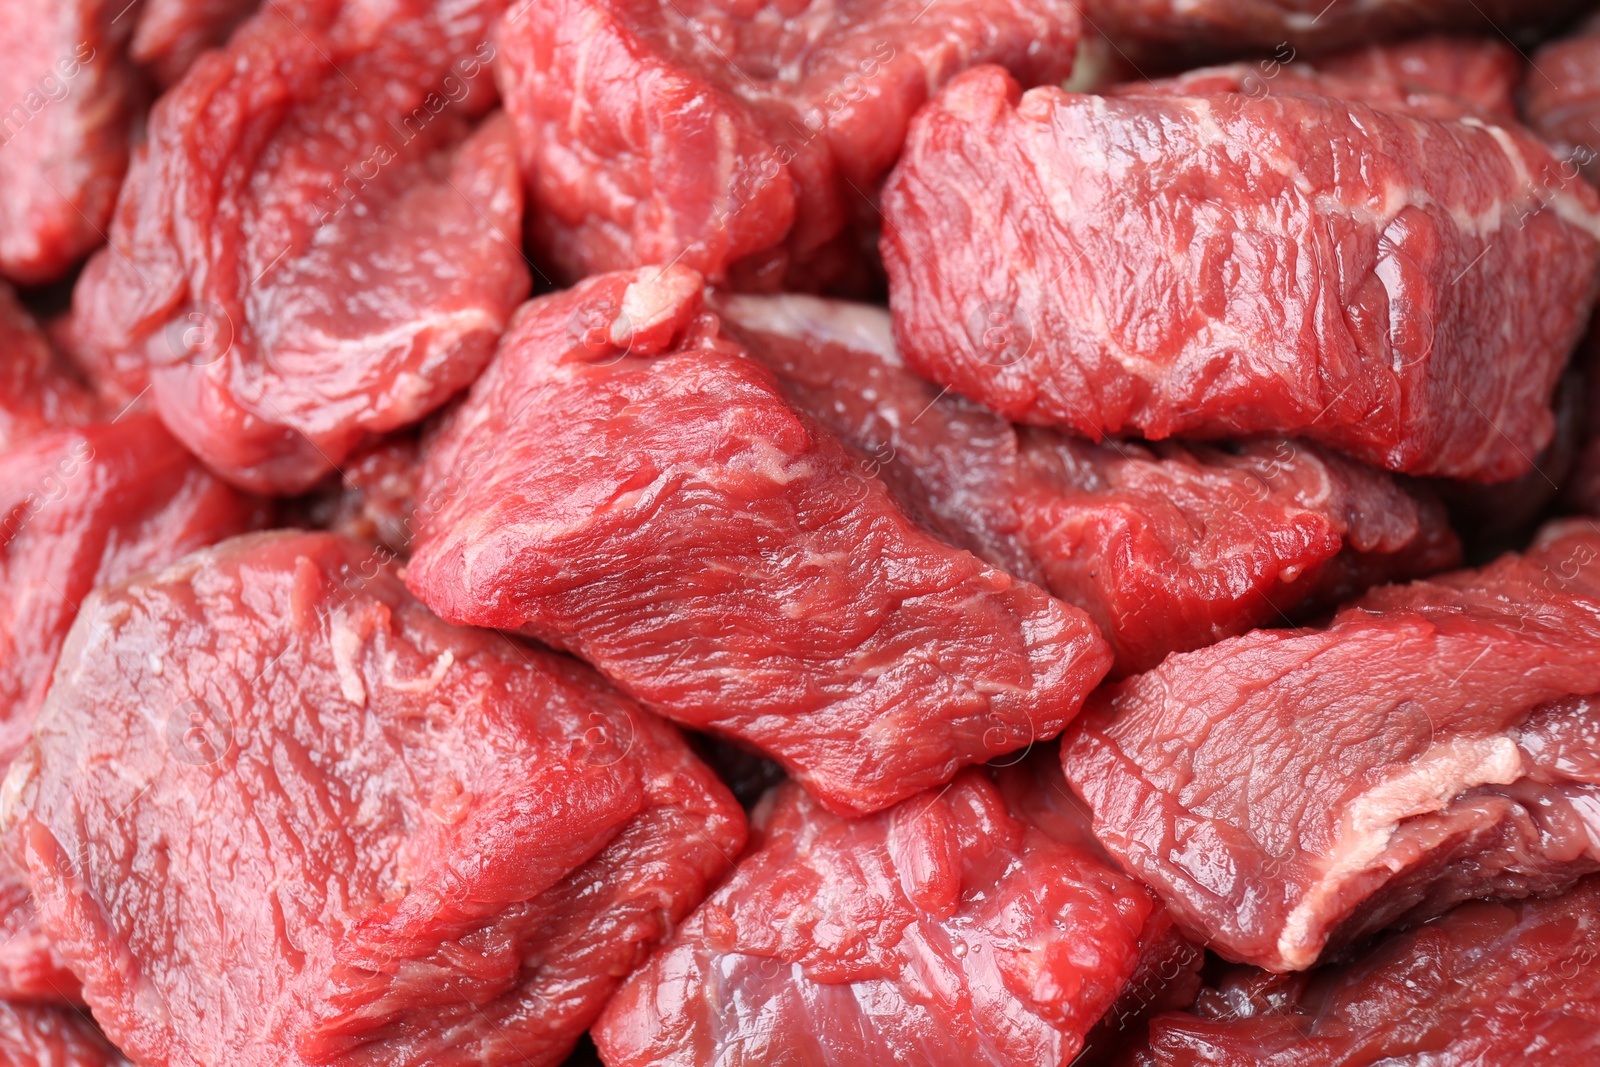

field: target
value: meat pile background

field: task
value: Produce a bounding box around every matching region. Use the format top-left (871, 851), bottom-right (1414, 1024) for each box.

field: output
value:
top-left (0, 0), bottom-right (1599, 1064)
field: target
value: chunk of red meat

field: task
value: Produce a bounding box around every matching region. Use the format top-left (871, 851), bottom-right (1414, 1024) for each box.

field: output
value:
top-left (0, 414), bottom-right (268, 1003)
top-left (1313, 35), bottom-right (1522, 119)
top-left (0, 286), bottom-right (100, 453)
top-left (405, 265), bottom-right (1111, 815)
top-left (715, 293), bottom-right (1460, 675)
top-left (1078, 0), bottom-right (1586, 66)
top-left (1525, 15), bottom-right (1600, 183)
top-left (494, 0), bottom-right (1079, 292)
top-left (1124, 877), bottom-right (1600, 1066)
top-left (0, 0), bottom-right (138, 285)
top-left (130, 0), bottom-right (259, 86)
top-left (593, 754), bottom-right (1201, 1067)
top-left (0, 1002), bottom-right (126, 1066)
top-left (880, 64), bottom-right (1600, 481)
top-left (69, 0), bottom-right (529, 493)
top-left (0, 530), bottom-right (745, 1067)
top-left (1062, 519), bottom-right (1600, 973)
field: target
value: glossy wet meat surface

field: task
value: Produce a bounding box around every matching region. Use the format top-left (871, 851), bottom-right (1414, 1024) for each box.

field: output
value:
top-left (594, 755), bottom-right (1201, 1067)
top-left (1063, 520), bottom-right (1600, 972)
top-left (0, 531), bottom-right (745, 1067)
top-left (1126, 875), bottom-right (1600, 1066)
top-left (405, 265), bottom-right (1112, 814)
top-left (68, 0), bottom-right (530, 492)
top-left (717, 292), bottom-right (1460, 674)
top-left (496, 0), bottom-right (1080, 291)
top-left (881, 63), bottom-right (1600, 481)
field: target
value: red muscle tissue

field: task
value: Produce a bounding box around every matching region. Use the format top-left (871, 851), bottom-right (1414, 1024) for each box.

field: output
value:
top-left (1126, 876), bottom-right (1600, 1066)
top-left (594, 754), bottom-right (1202, 1067)
top-left (880, 62), bottom-right (1600, 481)
top-left (0, 414), bottom-right (267, 1004)
top-left (494, 0), bottom-right (1080, 291)
top-left (0, 0), bottom-right (137, 285)
top-left (716, 292), bottom-right (1460, 674)
top-left (0, 531), bottom-right (745, 1067)
top-left (406, 265), bottom-right (1112, 815)
top-left (1063, 519), bottom-right (1600, 972)
top-left (0, 1002), bottom-right (126, 1066)
top-left (68, 0), bottom-right (530, 493)
top-left (0, 285), bottom-right (100, 454)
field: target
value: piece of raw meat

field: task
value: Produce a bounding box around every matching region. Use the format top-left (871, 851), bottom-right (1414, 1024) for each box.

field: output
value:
top-left (0, 1002), bottom-right (126, 1066)
top-left (881, 64), bottom-right (1600, 481)
top-left (1313, 35), bottom-right (1521, 119)
top-left (0, 530), bottom-right (745, 1067)
top-left (405, 265), bottom-right (1112, 815)
top-left (716, 293), bottom-right (1460, 674)
top-left (0, 0), bottom-right (138, 285)
top-left (1525, 15), bottom-right (1600, 183)
top-left (1125, 876), bottom-right (1600, 1066)
top-left (69, 0), bottom-right (529, 493)
top-left (494, 0), bottom-right (1080, 292)
top-left (0, 285), bottom-right (100, 453)
top-left (130, 0), bottom-right (258, 86)
top-left (1078, 0), bottom-right (1586, 65)
top-left (593, 754), bottom-right (1202, 1067)
top-left (0, 413), bottom-right (267, 1003)
top-left (1062, 519), bottom-right (1600, 972)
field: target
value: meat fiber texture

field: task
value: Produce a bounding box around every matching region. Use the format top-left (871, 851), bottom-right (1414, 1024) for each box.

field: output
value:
top-left (494, 0), bottom-right (1080, 293)
top-left (1525, 14), bottom-right (1600, 184)
top-left (0, 285), bottom-right (101, 454)
top-left (1062, 518), bottom-right (1600, 973)
top-left (715, 292), bottom-right (1461, 676)
top-left (0, 1002), bottom-right (126, 1066)
top-left (68, 0), bottom-right (530, 494)
top-left (1311, 35), bottom-right (1522, 119)
top-left (1125, 876), bottom-right (1600, 1066)
top-left (0, 413), bottom-right (267, 1003)
top-left (130, 0), bottom-right (259, 86)
top-left (880, 62), bottom-right (1600, 482)
top-left (0, 0), bottom-right (139, 285)
top-left (0, 530), bottom-right (746, 1067)
top-left (593, 754), bottom-right (1203, 1067)
top-left (404, 264), bottom-right (1112, 815)
top-left (1077, 0), bottom-right (1588, 65)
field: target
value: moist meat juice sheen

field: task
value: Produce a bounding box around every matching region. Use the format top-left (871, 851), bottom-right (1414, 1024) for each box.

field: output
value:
top-left (405, 264), bottom-right (1113, 815)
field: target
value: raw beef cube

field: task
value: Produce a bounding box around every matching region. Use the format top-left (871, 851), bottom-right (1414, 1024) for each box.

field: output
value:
top-left (881, 63), bottom-right (1600, 481)
top-left (0, 1002), bottom-right (126, 1066)
top-left (69, 0), bottom-right (530, 493)
top-left (1525, 15), bottom-right (1600, 183)
top-left (0, 530), bottom-right (746, 1067)
top-left (716, 293), bottom-right (1460, 674)
top-left (1062, 519), bottom-right (1600, 972)
top-left (0, 285), bottom-right (100, 453)
top-left (1313, 35), bottom-right (1521, 119)
top-left (405, 265), bottom-right (1112, 815)
top-left (0, 0), bottom-right (138, 285)
top-left (494, 0), bottom-right (1080, 292)
top-left (1078, 0), bottom-right (1586, 65)
top-left (592, 754), bottom-right (1202, 1067)
top-left (1126, 877), bottom-right (1600, 1066)
top-left (0, 414), bottom-right (268, 1003)
top-left (130, 0), bottom-right (258, 86)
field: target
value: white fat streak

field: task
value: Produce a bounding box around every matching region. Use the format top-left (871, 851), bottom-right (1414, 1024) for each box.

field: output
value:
top-left (330, 611), bottom-right (368, 708)
top-left (1276, 734), bottom-right (1524, 969)
top-left (383, 649), bottom-right (455, 693)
